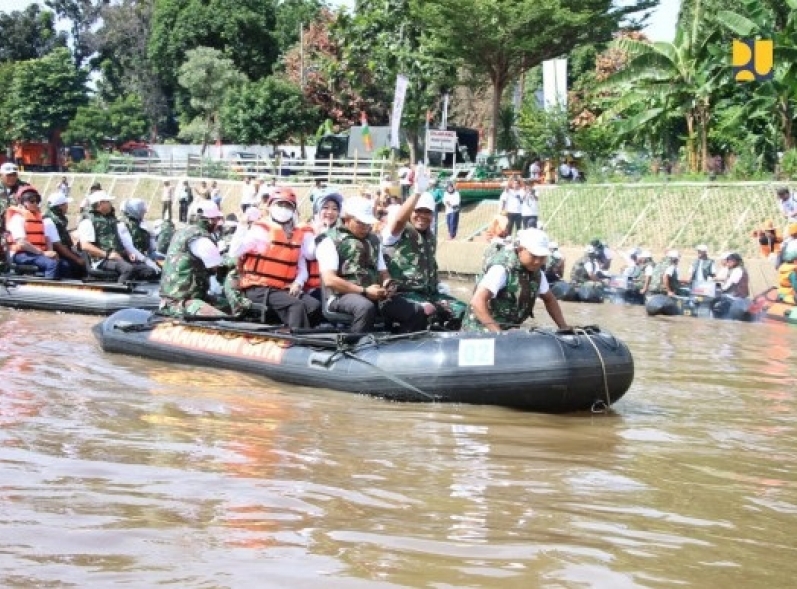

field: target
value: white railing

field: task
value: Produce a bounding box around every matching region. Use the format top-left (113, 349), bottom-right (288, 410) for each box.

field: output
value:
top-left (104, 154), bottom-right (392, 184)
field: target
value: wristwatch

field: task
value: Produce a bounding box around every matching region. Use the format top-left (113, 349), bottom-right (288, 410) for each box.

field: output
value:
top-left (361, 286), bottom-right (367, 295)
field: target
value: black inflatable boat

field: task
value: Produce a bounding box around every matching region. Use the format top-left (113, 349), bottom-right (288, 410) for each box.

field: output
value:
top-left (0, 274), bottom-right (160, 315)
top-left (93, 308), bottom-right (635, 413)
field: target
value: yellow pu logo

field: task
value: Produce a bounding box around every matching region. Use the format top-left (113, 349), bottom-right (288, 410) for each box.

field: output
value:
top-left (732, 39), bottom-right (774, 82)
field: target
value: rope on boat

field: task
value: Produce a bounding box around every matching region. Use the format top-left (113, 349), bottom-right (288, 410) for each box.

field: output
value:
top-left (573, 327), bottom-right (613, 412)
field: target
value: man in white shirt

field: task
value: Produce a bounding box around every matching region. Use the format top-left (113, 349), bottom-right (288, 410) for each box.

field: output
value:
top-left (79, 191), bottom-right (153, 283)
top-left (240, 177), bottom-right (257, 213)
top-left (159, 201), bottom-right (229, 317)
top-left (720, 253), bottom-right (750, 298)
top-left (776, 187), bottom-right (797, 223)
top-left (316, 196), bottom-right (426, 333)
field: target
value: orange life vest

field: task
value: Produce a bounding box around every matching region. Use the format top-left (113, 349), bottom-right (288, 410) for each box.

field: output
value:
top-left (6, 206), bottom-right (46, 253)
top-left (239, 222), bottom-right (309, 290)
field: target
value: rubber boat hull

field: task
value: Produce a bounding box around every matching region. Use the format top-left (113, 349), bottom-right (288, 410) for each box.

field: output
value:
top-left (645, 293), bottom-right (757, 321)
top-left (0, 275), bottom-right (160, 315)
top-left (551, 280), bottom-right (605, 303)
top-left (94, 308), bottom-right (635, 413)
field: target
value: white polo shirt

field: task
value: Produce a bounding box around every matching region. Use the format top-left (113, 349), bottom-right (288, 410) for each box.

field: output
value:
top-left (478, 265), bottom-right (550, 297)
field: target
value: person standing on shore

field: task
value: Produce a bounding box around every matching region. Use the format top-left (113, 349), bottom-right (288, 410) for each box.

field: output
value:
top-left (161, 180), bottom-right (174, 220)
top-left (776, 187), bottom-right (797, 223)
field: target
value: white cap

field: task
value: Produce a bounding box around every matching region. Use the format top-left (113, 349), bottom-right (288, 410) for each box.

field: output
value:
top-left (666, 249), bottom-right (680, 259)
top-left (696, 244), bottom-right (708, 252)
top-left (639, 250), bottom-right (652, 259)
top-left (196, 200), bottom-right (223, 219)
top-left (47, 193), bottom-right (72, 207)
top-left (720, 251), bottom-right (731, 260)
top-left (548, 241), bottom-right (559, 250)
top-left (414, 192), bottom-right (436, 212)
top-left (516, 228), bottom-right (551, 256)
top-left (343, 196), bottom-right (377, 225)
top-left (88, 190), bottom-right (114, 205)
top-left (0, 162), bottom-right (18, 174)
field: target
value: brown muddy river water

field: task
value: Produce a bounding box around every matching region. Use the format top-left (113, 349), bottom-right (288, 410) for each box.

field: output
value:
top-left (1, 286), bottom-right (796, 588)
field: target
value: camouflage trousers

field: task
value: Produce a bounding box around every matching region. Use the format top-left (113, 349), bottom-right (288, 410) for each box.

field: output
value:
top-left (221, 269), bottom-right (252, 317)
top-left (401, 291), bottom-right (467, 330)
top-left (159, 297), bottom-right (228, 318)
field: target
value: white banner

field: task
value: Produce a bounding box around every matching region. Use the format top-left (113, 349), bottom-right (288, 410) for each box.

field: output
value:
top-left (390, 74), bottom-right (409, 149)
top-left (542, 58), bottom-right (568, 111)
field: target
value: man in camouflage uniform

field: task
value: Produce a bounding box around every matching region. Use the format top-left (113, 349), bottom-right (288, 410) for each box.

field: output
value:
top-left (316, 196), bottom-right (426, 333)
top-left (381, 190), bottom-right (466, 329)
top-left (159, 200), bottom-right (235, 318)
top-left (1, 163), bottom-right (29, 271)
top-left (462, 228), bottom-right (570, 332)
top-left (78, 191), bottom-right (154, 283)
top-left (43, 192), bottom-right (86, 277)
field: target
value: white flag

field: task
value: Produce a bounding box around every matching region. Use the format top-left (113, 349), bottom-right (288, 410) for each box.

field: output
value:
top-left (390, 74), bottom-right (409, 149)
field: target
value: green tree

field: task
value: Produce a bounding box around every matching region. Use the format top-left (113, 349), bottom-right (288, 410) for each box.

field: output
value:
top-left (0, 62), bottom-right (19, 145)
top-left (177, 46), bottom-right (246, 153)
top-left (597, 1), bottom-right (728, 173)
top-left (333, 0), bottom-right (459, 162)
top-left (148, 0), bottom-right (278, 90)
top-left (516, 101), bottom-right (570, 159)
top-left (718, 0), bottom-right (797, 151)
top-left (413, 0), bottom-right (656, 153)
top-left (44, 0), bottom-right (104, 67)
top-left (6, 47), bottom-right (88, 144)
top-left (222, 76), bottom-right (317, 150)
top-left (0, 4), bottom-right (68, 62)
top-left (274, 0), bottom-right (323, 55)
top-left (63, 95), bottom-right (150, 151)
top-left (93, 0), bottom-right (167, 141)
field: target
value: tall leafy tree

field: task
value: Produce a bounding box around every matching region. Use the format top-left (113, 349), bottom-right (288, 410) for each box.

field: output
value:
top-left (0, 4), bottom-right (68, 62)
top-left (44, 0), bottom-right (104, 67)
top-left (282, 9), bottom-right (367, 127)
top-left (93, 0), bottom-right (167, 141)
top-left (177, 47), bottom-right (246, 153)
top-left (332, 0), bottom-right (459, 161)
top-left (274, 0), bottom-right (323, 55)
top-left (221, 76), bottom-right (318, 150)
top-left (148, 0), bottom-right (279, 90)
top-left (6, 47), bottom-right (88, 143)
top-left (63, 95), bottom-right (149, 151)
top-left (412, 0), bottom-right (656, 153)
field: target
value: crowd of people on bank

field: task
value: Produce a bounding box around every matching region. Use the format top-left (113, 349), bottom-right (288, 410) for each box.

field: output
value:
top-left (3, 158), bottom-right (796, 330)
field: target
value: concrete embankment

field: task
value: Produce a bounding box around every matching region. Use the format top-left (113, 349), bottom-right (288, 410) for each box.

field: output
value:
top-left (20, 173), bottom-right (786, 295)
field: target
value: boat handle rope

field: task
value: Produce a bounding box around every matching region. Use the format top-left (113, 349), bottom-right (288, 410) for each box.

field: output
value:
top-left (321, 348), bottom-right (438, 402)
top-left (573, 327), bottom-right (613, 411)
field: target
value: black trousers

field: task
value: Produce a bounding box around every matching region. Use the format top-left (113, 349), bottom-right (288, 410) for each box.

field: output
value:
top-left (330, 293), bottom-right (427, 333)
top-left (245, 286), bottom-right (321, 328)
top-left (101, 259), bottom-right (156, 284)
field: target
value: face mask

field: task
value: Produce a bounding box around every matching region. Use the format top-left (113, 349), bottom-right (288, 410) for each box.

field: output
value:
top-left (271, 206), bottom-right (294, 224)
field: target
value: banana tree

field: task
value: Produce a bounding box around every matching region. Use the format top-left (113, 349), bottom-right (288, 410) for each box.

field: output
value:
top-left (597, 0), bottom-right (727, 172)
top-left (719, 0), bottom-right (797, 150)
